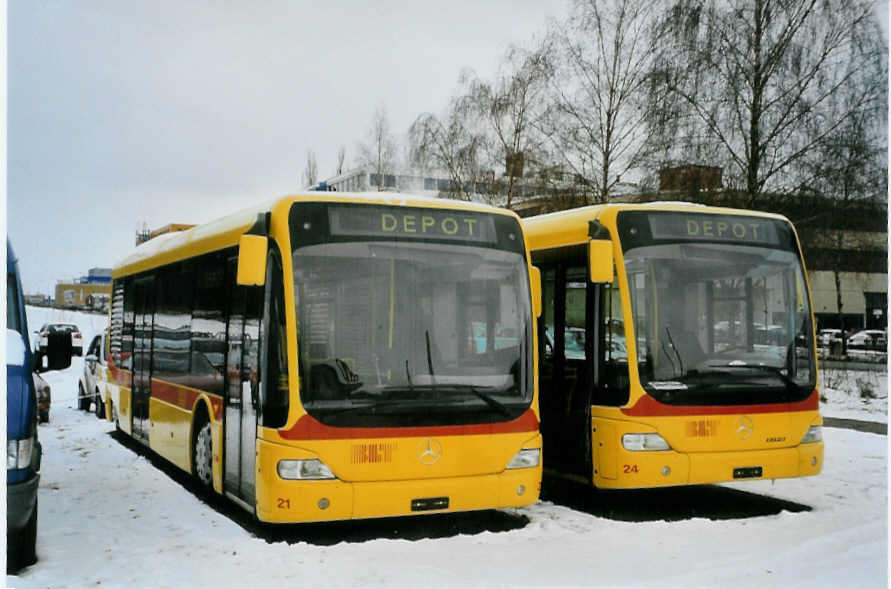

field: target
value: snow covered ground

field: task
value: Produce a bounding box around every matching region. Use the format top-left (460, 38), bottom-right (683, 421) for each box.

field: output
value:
top-left (7, 307), bottom-right (888, 588)
top-left (821, 366), bottom-right (888, 424)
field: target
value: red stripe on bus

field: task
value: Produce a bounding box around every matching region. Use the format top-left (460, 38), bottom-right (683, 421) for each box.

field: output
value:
top-left (149, 379), bottom-right (224, 421)
top-left (107, 364), bottom-right (130, 387)
top-left (278, 408), bottom-right (540, 441)
top-left (620, 390), bottom-right (819, 417)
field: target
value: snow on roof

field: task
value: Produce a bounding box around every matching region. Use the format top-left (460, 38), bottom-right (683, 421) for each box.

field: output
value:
top-left (114, 197), bottom-right (278, 273)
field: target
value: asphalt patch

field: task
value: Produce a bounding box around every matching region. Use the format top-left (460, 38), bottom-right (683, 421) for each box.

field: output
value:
top-left (541, 476), bottom-right (812, 522)
top-left (822, 417), bottom-right (887, 435)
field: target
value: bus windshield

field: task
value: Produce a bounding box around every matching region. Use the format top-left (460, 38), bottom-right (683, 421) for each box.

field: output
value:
top-left (618, 211), bottom-right (815, 406)
top-left (290, 203), bottom-right (533, 427)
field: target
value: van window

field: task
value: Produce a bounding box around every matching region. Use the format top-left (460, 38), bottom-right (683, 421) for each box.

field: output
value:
top-left (7, 273), bottom-right (22, 333)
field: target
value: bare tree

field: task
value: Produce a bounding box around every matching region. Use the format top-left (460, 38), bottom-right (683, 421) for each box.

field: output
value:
top-left (408, 92), bottom-right (489, 201)
top-left (653, 0), bottom-right (883, 206)
top-left (464, 40), bottom-right (556, 207)
top-left (335, 145), bottom-right (346, 176)
top-left (798, 47), bottom-right (887, 349)
top-left (302, 150), bottom-right (318, 188)
top-left (359, 104), bottom-right (398, 191)
top-left (544, 0), bottom-right (667, 203)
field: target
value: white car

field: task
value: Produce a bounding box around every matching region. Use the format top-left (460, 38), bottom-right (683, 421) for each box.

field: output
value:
top-left (817, 329), bottom-right (843, 347)
top-left (36, 322), bottom-right (83, 356)
top-left (848, 329), bottom-right (887, 349)
top-left (79, 332), bottom-right (108, 417)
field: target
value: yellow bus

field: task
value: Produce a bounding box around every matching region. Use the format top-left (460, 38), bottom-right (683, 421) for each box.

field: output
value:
top-left (102, 193), bottom-right (542, 522)
top-left (522, 202), bottom-right (823, 489)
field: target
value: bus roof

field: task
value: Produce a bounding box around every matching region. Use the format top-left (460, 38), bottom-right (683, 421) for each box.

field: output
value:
top-left (113, 192), bottom-right (520, 278)
top-left (521, 201), bottom-right (791, 251)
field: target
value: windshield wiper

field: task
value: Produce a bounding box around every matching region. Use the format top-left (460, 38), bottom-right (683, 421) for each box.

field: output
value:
top-left (704, 364), bottom-right (803, 394)
top-left (664, 326), bottom-right (685, 375)
top-left (425, 330), bottom-right (435, 381)
top-left (380, 384), bottom-right (514, 417)
top-left (460, 386), bottom-right (512, 417)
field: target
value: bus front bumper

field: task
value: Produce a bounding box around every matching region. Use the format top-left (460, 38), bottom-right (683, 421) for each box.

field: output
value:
top-left (256, 467), bottom-right (541, 524)
top-left (593, 441), bottom-right (823, 489)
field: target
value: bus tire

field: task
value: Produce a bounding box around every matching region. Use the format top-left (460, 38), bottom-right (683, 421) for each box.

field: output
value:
top-left (77, 382), bottom-right (87, 411)
top-left (193, 419), bottom-right (213, 489)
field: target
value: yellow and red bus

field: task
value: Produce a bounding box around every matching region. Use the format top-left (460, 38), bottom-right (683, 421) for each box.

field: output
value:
top-left (522, 202), bottom-right (823, 489)
top-left (102, 193), bottom-right (542, 522)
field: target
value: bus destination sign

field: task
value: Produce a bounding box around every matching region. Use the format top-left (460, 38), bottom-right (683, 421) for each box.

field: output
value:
top-left (329, 205), bottom-right (496, 243)
top-left (648, 213), bottom-right (781, 246)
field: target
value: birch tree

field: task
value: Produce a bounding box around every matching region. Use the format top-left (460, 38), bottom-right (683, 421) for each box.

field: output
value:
top-left (653, 0), bottom-right (883, 206)
top-left (464, 41), bottom-right (555, 207)
top-left (335, 145), bottom-right (346, 176)
top-left (359, 104), bottom-right (398, 191)
top-left (546, 0), bottom-right (667, 203)
top-left (302, 150), bottom-right (318, 188)
top-left (408, 92), bottom-right (488, 201)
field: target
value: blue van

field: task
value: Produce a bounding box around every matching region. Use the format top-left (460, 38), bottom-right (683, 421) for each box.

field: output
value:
top-left (6, 241), bottom-right (41, 571)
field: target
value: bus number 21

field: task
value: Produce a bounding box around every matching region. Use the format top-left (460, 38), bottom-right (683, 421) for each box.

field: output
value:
top-left (623, 464), bottom-right (639, 474)
top-left (277, 498), bottom-right (291, 509)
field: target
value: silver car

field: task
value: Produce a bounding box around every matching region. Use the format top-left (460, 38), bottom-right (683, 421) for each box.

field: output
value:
top-left (79, 332), bottom-right (107, 417)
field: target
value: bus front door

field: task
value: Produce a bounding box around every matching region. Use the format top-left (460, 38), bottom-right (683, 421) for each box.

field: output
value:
top-left (539, 258), bottom-right (594, 482)
top-left (223, 259), bottom-right (261, 509)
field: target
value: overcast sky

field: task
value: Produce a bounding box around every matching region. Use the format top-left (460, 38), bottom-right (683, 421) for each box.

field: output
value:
top-left (6, 1), bottom-right (888, 296)
top-left (8, 1), bottom-right (561, 294)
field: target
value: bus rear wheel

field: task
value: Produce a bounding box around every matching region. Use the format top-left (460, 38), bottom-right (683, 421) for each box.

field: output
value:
top-left (194, 421), bottom-right (213, 488)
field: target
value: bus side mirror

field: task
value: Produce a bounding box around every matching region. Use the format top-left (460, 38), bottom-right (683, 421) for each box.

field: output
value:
top-left (589, 240), bottom-right (614, 283)
top-left (530, 266), bottom-right (542, 318)
top-left (237, 235), bottom-right (268, 286)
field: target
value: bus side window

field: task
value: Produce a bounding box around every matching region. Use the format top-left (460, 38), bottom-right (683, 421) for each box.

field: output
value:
top-left (260, 249), bottom-right (288, 429)
top-left (594, 279), bottom-right (629, 406)
top-left (110, 280), bottom-right (124, 366)
top-left (121, 278), bottom-right (134, 371)
top-left (541, 268), bottom-right (556, 361)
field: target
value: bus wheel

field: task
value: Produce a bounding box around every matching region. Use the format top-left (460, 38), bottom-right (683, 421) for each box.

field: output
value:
top-left (194, 421), bottom-right (213, 488)
top-left (77, 382), bottom-right (87, 411)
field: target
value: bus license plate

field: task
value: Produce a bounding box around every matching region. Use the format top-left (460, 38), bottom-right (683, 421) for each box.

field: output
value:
top-left (411, 497), bottom-right (449, 512)
top-left (733, 467), bottom-right (763, 479)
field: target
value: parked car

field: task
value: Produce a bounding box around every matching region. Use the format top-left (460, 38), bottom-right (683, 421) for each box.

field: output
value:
top-left (817, 329), bottom-right (843, 347)
top-left (848, 329), bottom-right (887, 350)
top-left (33, 373), bottom-right (51, 423)
top-left (6, 241), bottom-right (42, 572)
top-left (36, 322), bottom-right (83, 356)
top-left (80, 332), bottom-right (107, 417)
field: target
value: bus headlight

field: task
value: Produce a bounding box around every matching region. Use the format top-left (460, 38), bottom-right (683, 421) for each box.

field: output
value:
top-left (277, 459), bottom-right (336, 480)
top-left (506, 448), bottom-right (541, 469)
top-left (622, 433), bottom-right (671, 451)
top-left (800, 425), bottom-right (822, 444)
top-left (7, 436), bottom-right (34, 469)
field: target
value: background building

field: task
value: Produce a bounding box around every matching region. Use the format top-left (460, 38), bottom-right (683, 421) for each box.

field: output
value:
top-left (54, 267), bottom-right (112, 312)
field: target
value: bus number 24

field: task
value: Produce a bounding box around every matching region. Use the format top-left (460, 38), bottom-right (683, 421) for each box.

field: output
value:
top-left (623, 464), bottom-right (639, 474)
